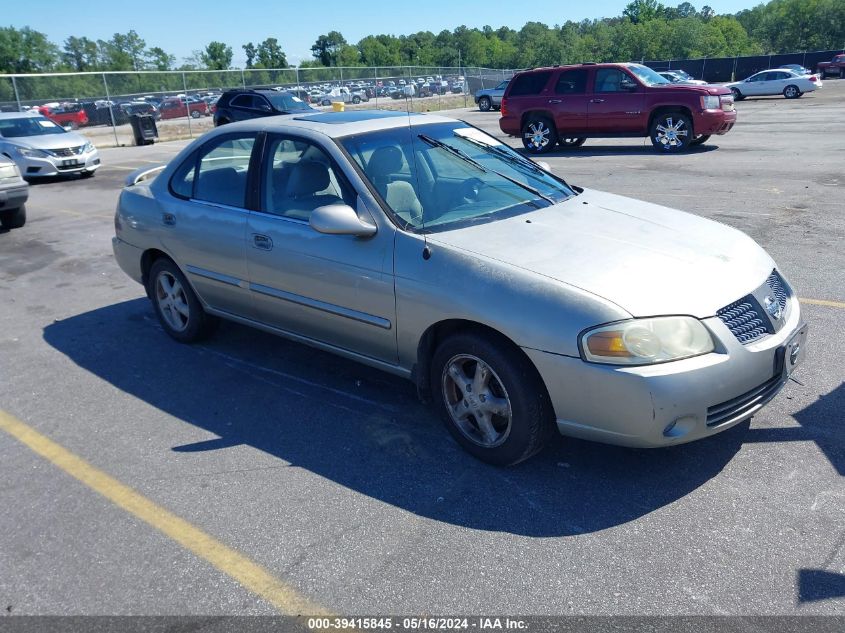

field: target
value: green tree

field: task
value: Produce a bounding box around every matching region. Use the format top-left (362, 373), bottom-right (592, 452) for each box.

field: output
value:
top-left (145, 47), bottom-right (175, 71)
top-left (99, 30), bottom-right (146, 71)
top-left (624, 0), bottom-right (667, 23)
top-left (62, 36), bottom-right (99, 71)
top-left (255, 38), bottom-right (287, 68)
top-left (243, 42), bottom-right (257, 68)
top-left (201, 41), bottom-right (233, 70)
top-left (0, 26), bottom-right (59, 73)
top-left (311, 31), bottom-right (347, 66)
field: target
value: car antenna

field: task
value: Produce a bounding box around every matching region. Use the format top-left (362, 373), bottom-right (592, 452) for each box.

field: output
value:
top-left (404, 66), bottom-right (430, 260)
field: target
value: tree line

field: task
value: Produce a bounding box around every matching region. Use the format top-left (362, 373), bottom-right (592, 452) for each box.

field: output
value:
top-left (0, 0), bottom-right (843, 77)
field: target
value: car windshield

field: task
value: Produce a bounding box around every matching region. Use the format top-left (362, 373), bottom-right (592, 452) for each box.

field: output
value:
top-left (340, 122), bottom-right (575, 232)
top-left (0, 116), bottom-right (66, 138)
top-left (674, 70), bottom-right (693, 80)
top-left (627, 64), bottom-right (671, 86)
top-left (267, 93), bottom-right (312, 112)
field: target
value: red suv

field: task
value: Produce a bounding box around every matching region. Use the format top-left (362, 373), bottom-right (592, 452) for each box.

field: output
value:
top-left (499, 63), bottom-right (736, 153)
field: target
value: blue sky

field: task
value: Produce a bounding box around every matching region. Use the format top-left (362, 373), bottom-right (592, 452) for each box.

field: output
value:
top-left (5, 0), bottom-right (757, 66)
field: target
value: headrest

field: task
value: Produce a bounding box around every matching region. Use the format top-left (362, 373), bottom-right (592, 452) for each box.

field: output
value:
top-left (286, 160), bottom-right (330, 198)
top-left (367, 146), bottom-right (404, 179)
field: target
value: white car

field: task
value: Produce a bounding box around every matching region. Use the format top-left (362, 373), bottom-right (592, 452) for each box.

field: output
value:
top-left (0, 113), bottom-right (100, 179)
top-left (725, 69), bottom-right (821, 100)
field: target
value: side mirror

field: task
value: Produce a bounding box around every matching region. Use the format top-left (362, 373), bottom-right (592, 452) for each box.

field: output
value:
top-left (535, 161), bottom-right (552, 172)
top-left (310, 203), bottom-right (377, 237)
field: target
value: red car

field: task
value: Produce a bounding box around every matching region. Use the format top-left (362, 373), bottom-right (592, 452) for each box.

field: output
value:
top-left (37, 103), bottom-right (88, 129)
top-left (816, 54), bottom-right (845, 78)
top-left (158, 98), bottom-right (209, 120)
top-left (499, 62), bottom-right (736, 154)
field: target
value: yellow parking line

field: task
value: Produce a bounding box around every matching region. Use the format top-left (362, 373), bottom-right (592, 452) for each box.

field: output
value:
top-left (0, 409), bottom-right (330, 616)
top-left (800, 298), bottom-right (845, 309)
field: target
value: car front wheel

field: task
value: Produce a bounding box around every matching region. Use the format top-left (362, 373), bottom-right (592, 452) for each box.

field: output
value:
top-left (431, 331), bottom-right (555, 466)
top-left (783, 85), bottom-right (801, 99)
top-left (521, 115), bottom-right (557, 154)
top-left (148, 258), bottom-right (218, 343)
top-left (559, 137), bottom-right (586, 149)
top-left (478, 96), bottom-right (492, 112)
top-left (0, 205), bottom-right (26, 229)
top-left (690, 134), bottom-right (711, 146)
top-left (650, 112), bottom-right (693, 152)
top-left (730, 87), bottom-right (744, 101)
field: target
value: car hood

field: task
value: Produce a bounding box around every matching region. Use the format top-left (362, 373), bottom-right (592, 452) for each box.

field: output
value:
top-left (428, 188), bottom-right (774, 318)
top-left (649, 83), bottom-right (730, 95)
top-left (8, 132), bottom-right (90, 151)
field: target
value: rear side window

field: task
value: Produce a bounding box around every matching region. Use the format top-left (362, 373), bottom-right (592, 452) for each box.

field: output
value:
top-left (509, 72), bottom-right (552, 96)
top-left (554, 69), bottom-right (588, 94)
top-left (230, 94), bottom-right (256, 109)
top-left (169, 134), bottom-right (256, 207)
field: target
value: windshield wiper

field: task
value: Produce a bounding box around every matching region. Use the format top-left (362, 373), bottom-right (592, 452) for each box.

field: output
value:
top-left (458, 135), bottom-right (545, 175)
top-left (417, 134), bottom-right (556, 204)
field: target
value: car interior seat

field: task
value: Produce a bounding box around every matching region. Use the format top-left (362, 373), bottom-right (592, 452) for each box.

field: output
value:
top-left (366, 145), bottom-right (423, 224)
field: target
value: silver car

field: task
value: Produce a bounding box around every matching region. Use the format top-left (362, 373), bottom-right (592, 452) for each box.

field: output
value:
top-left (112, 111), bottom-right (807, 465)
top-left (0, 156), bottom-right (28, 229)
top-left (0, 112), bottom-right (100, 178)
top-left (474, 80), bottom-right (509, 111)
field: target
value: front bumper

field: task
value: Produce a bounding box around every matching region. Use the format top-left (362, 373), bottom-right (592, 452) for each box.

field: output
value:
top-left (0, 183), bottom-right (29, 210)
top-left (693, 109), bottom-right (737, 136)
top-left (525, 296), bottom-right (806, 447)
top-left (17, 149), bottom-right (101, 178)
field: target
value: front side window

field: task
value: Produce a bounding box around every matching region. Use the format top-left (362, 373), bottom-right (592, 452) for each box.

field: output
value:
top-left (261, 136), bottom-right (353, 221)
top-left (169, 134), bottom-right (256, 206)
top-left (748, 73), bottom-right (766, 82)
top-left (340, 123), bottom-right (575, 232)
top-left (596, 69), bottom-right (640, 92)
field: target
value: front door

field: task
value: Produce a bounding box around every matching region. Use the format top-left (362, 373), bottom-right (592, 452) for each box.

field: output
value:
top-left (245, 134), bottom-right (398, 363)
top-left (588, 68), bottom-right (646, 134)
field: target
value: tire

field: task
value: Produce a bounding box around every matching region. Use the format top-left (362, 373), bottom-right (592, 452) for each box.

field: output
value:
top-left (430, 331), bottom-right (555, 466)
top-left (649, 111), bottom-right (693, 153)
top-left (730, 87), bottom-right (745, 101)
top-left (690, 134), bottom-right (711, 146)
top-left (216, 118), bottom-right (229, 127)
top-left (0, 205), bottom-right (26, 229)
top-left (521, 115), bottom-right (557, 155)
top-left (558, 137), bottom-right (586, 148)
top-left (79, 170), bottom-right (95, 178)
top-left (148, 258), bottom-right (218, 343)
top-left (478, 96), bottom-right (492, 112)
top-left (190, 110), bottom-right (201, 119)
top-left (840, 69), bottom-right (844, 79)
top-left (783, 84), bottom-right (801, 99)
top-left (352, 96), bottom-right (361, 104)
top-left (68, 121), bottom-right (79, 130)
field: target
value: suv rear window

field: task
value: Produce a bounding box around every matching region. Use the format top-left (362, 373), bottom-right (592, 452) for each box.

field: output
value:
top-left (509, 72), bottom-right (552, 96)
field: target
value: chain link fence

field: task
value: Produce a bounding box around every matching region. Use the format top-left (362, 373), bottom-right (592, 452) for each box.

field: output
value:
top-left (0, 66), bottom-right (519, 147)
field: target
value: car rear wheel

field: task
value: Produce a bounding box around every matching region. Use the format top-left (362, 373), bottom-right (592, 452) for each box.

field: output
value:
top-left (190, 110), bottom-right (201, 119)
top-left (352, 96), bottom-right (361, 104)
top-left (216, 117), bottom-right (229, 126)
top-left (478, 96), bottom-right (492, 112)
top-left (0, 205), bottom-right (26, 229)
top-left (521, 115), bottom-right (557, 154)
top-left (431, 331), bottom-right (555, 466)
top-left (558, 137), bottom-right (586, 148)
top-left (649, 112), bottom-right (693, 153)
top-left (690, 134), bottom-right (711, 146)
top-left (783, 85), bottom-right (801, 99)
top-left (148, 258), bottom-right (218, 343)
top-left (730, 87), bottom-right (745, 101)
top-left (840, 69), bottom-right (844, 79)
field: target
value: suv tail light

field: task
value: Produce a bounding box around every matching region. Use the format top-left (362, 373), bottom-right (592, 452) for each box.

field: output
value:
top-left (500, 98), bottom-right (507, 116)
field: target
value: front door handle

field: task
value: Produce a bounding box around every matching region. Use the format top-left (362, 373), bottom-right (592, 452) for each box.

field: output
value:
top-left (162, 213), bottom-right (176, 226)
top-left (548, 99), bottom-right (562, 104)
top-left (252, 234), bottom-right (273, 251)
top-left (590, 98), bottom-right (605, 103)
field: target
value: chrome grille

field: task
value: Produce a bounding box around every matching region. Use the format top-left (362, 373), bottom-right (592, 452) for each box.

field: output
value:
top-left (717, 299), bottom-right (769, 344)
top-left (766, 271), bottom-right (788, 314)
top-left (47, 146), bottom-right (84, 157)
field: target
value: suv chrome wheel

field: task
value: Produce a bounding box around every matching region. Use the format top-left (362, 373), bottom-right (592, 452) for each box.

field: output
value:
top-left (650, 113), bottom-right (692, 152)
top-left (522, 116), bottom-right (557, 154)
top-left (442, 354), bottom-right (512, 448)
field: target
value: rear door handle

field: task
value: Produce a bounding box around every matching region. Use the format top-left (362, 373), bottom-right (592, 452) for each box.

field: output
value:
top-left (548, 99), bottom-right (562, 104)
top-left (252, 234), bottom-right (273, 250)
top-left (162, 213), bottom-right (176, 226)
top-left (590, 98), bottom-right (605, 103)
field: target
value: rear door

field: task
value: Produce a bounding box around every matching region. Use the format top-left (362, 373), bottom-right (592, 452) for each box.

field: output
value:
top-left (588, 67), bottom-right (645, 134)
top-left (158, 132), bottom-right (257, 317)
top-left (229, 94), bottom-right (264, 121)
top-left (549, 68), bottom-right (589, 135)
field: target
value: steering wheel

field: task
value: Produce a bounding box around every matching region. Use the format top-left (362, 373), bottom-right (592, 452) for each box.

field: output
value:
top-left (459, 177), bottom-right (485, 204)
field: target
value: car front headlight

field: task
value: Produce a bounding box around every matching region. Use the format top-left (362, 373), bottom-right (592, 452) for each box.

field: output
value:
top-left (580, 316), bottom-right (715, 365)
top-left (701, 95), bottom-right (720, 110)
top-left (16, 146), bottom-right (47, 158)
top-left (82, 141), bottom-right (95, 153)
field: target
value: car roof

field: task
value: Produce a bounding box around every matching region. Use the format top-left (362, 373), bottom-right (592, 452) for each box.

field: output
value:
top-left (0, 112), bottom-right (40, 120)
top-left (217, 109), bottom-right (458, 138)
top-left (517, 62), bottom-right (641, 73)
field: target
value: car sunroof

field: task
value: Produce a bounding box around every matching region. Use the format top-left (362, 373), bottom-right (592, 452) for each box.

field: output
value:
top-left (292, 111), bottom-right (421, 124)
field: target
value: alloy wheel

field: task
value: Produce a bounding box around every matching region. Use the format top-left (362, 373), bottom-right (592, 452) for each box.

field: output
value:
top-left (155, 271), bottom-right (190, 332)
top-left (524, 120), bottom-right (552, 151)
top-left (441, 354), bottom-right (513, 448)
top-left (654, 116), bottom-right (689, 150)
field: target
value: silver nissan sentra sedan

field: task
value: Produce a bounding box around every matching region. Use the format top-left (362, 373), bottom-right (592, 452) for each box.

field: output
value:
top-left (112, 110), bottom-right (807, 465)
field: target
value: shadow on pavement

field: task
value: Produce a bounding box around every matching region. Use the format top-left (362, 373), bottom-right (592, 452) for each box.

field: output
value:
top-left (45, 298), bottom-right (752, 537)
top-left (516, 143), bottom-right (719, 158)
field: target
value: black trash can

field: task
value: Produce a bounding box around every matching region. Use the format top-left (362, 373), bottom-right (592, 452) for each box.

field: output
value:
top-left (130, 113), bottom-right (158, 146)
